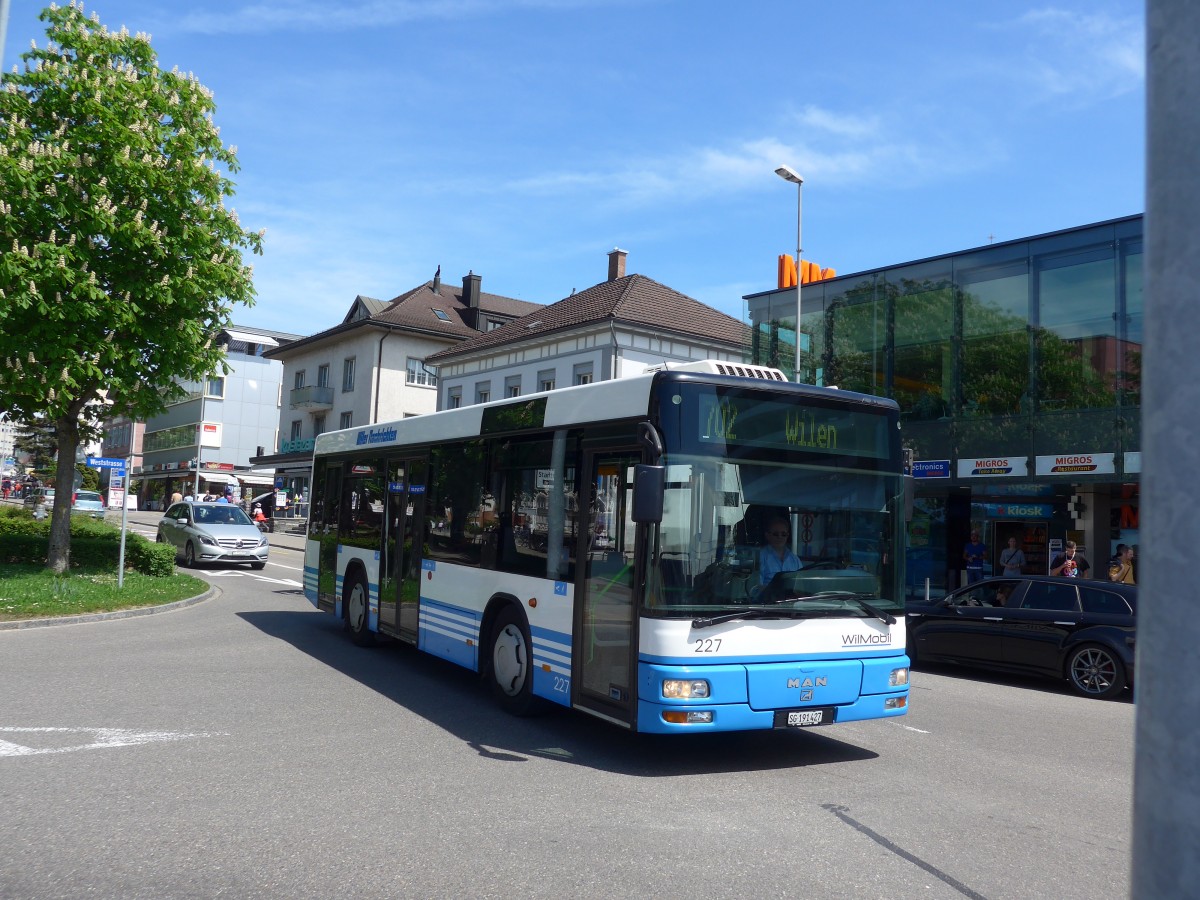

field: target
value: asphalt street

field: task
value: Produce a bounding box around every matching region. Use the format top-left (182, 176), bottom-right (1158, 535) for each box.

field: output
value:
top-left (0, 514), bottom-right (1133, 899)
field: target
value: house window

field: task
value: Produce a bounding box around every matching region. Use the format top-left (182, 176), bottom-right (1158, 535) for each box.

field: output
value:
top-left (448, 388), bottom-right (462, 409)
top-left (317, 364), bottom-right (330, 388)
top-left (475, 382), bottom-right (491, 405)
top-left (342, 358), bottom-right (356, 392)
top-left (339, 411), bottom-right (353, 430)
top-left (573, 363), bottom-right (594, 385)
top-left (407, 358), bottom-right (437, 387)
top-left (538, 369), bottom-right (556, 392)
top-left (505, 375), bottom-right (521, 398)
top-left (206, 377), bottom-right (224, 398)
top-left (313, 414), bottom-right (326, 436)
top-left (294, 370), bottom-right (306, 390)
top-left (290, 420), bottom-right (302, 441)
top-left (486, 319), bottom-right (504, 331)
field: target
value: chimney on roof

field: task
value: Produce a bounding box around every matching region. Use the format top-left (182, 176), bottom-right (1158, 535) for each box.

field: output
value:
top-left (433, 265), bottom-right (441, 295)
top-left (607, 248), bottom-right (627, 281)
top-left (463, 270), bottom-right (482, 309)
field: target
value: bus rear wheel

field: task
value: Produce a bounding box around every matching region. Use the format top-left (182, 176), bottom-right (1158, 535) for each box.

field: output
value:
top-left (344, 572), bottom-right (375, 647)
top-left (489, 606), bottom-right (538, 716)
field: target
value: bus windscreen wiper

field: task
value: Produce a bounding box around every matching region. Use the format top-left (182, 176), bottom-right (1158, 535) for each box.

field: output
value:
top-left (795, 591), bottom-right (897, 626)
top-left (691, 607), bottom-right (841, 629)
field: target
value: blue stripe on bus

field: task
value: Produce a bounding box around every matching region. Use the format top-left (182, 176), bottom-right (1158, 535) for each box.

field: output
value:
top-left (418, 598), bottom-right (481, 670)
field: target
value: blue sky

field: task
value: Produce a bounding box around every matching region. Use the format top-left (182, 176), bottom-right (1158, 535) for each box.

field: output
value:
top-left (3, 1), bottom-right (1145, 334)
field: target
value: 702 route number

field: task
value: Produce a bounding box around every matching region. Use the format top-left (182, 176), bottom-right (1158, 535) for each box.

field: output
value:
top-left (693, 638), bottom-right (722, 653)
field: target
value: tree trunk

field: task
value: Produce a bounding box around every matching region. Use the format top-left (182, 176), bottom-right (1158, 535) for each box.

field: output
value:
top-left (46, 416), bottom-right (81, 574)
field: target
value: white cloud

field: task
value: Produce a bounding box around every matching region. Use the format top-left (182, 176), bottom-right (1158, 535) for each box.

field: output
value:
top-left (489, 114), bottom-right (991, 211)
top-left (1003, 7), bottom-right (1144, 100)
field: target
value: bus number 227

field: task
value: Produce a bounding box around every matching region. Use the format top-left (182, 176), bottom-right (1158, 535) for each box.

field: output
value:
top-left (693, 638), bottom-right (722, 653)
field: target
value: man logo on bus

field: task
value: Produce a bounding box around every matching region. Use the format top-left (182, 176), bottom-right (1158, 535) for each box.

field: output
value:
top-left (788, 675), bottom-right (827, 701)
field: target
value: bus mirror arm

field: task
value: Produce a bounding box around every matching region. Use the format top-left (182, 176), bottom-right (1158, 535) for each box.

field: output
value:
top-left (631, 464), bottom-right (665, 523)
top-left (637, 422), bottom-right (664, 462)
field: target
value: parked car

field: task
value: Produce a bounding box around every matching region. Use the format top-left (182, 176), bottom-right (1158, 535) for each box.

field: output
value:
top-left (71, 489), bottom-right (106, 519)
top-left (905, 575), bottom-right (1136, 699)
top-left (23, 486), bottom-right (54, 510)
top-left (156, 501), bottom-right (269, 569)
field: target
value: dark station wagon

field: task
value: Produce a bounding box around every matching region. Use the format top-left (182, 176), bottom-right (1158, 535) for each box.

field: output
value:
top-left (906, 575), bottom-right (1136, 699)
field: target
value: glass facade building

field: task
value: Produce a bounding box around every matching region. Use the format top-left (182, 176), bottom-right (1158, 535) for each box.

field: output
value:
top-left (745, 215), bottom-right (1142, 598)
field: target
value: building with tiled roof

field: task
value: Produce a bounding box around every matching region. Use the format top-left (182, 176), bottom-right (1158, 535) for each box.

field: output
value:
top-left (427, 250), bottom-right (749, 409)
top-left (251, 270), bottom-right (540, 505)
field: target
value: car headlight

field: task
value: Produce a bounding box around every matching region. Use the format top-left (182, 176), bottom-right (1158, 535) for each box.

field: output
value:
top-left (199, 534), bottom-right (218, 546)
top-left (662, 679), bottom-right (710, 699)
top-left (258, 537), bottom-right (269, 548)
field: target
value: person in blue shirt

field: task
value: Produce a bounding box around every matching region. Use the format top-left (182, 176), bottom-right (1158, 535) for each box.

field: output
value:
top-left (963, 530), bottom-right (987, 583)
top-left (759, 515), bottom-right (803, 586)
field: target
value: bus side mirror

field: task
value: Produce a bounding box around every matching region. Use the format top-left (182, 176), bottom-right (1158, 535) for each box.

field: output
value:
top-left (631, 464), bottom-right (665, 523)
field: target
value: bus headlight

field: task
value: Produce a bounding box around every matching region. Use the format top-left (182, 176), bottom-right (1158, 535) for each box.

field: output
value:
top-left (889, 667), bottom-right (909, 687)
top-left (662, 710), bottom-right (714, 724)
top-left (662, 679), bottom-right (710, 699)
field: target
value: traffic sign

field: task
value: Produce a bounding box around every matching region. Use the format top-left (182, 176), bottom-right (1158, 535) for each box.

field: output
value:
top-left (86, 456), bottom-right (126, 471)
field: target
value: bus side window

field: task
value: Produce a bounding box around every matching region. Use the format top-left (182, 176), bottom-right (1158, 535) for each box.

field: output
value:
top-left (427, 443), bottom-right (487, 568)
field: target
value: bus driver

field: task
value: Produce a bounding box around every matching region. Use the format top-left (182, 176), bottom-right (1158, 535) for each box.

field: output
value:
top-left (759, 514), bottom-right (803, 586)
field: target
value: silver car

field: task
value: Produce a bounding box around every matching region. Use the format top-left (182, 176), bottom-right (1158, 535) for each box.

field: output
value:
top-left (156, 501), bottom-right (269, 569)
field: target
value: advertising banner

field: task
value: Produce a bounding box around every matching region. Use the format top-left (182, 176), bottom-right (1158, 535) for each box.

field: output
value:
top-left (956, 456), bottom-right (1029, 478)
top-left (1035, 452), bottom-right (1115, 476)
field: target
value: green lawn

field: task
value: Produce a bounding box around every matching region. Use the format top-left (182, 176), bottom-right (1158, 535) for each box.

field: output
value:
top-left (0, 564), bottom-right (209, 622)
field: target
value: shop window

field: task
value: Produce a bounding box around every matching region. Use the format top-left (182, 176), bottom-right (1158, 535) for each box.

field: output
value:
top-left (959, 254), bottom-right (1031, 417)
top-left (890, 266), bottom-right (954, 424)
top-left (824, 276), bottom-right (884, 398)
top-left (1034, 244), bottom-right (1118, 413)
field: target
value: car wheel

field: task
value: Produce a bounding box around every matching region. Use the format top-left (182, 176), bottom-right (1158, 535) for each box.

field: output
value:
top-left (184, 541), bottom-right (197, 568)
top-left (488, 605), bottom-right (538, 716)
top-left (343, 572), bottom-right (374, 647)
top-left (1067, 644), bottom-right (1126, 699)
top-left (250, 561), bottom-right (266, 570)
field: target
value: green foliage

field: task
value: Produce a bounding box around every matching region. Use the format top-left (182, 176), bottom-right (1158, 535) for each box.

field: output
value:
top-left (0, 563), bottom-right (208, 621)
top-left (0, 506), bottom-right (175, 576)
top-left (0, 3), bottom-right (263, 571)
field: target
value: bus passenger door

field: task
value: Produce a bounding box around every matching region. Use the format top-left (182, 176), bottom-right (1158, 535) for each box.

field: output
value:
top-left (573, 451), bottom-right (639, 727)
top-left (380, 457), bottom-right (426, 642)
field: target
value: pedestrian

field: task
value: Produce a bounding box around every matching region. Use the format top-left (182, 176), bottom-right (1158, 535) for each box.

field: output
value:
top-left (963, 529), bottom-right (987, 583)
top-left (998, 536), bottom-right (1026, 577)
top-left (1049, 540), bottom-right (1088, 577)
top-left (216, 488), bottom-right (231, 504)
top-left (171, 490), bottom-right (183, 505)
top-left (1108, 544), bottom-right (1136, 584)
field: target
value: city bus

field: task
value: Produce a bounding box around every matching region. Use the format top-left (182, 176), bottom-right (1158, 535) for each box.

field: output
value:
top-left (304, 361), bottom-right (910, 733)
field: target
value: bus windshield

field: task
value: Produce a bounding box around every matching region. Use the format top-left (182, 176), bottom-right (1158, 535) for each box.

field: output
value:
top-left (644, 454), bottom-right (904, 616)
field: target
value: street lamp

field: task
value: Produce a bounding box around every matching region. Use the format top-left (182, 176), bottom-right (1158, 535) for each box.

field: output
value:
top-left (775, 165), bottom-right (804, 383)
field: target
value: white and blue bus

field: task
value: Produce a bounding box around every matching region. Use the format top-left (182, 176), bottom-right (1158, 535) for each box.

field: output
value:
top-left (304, 361), bottom-right (910, 733)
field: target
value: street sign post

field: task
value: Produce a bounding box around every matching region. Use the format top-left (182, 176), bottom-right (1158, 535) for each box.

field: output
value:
top-left (86, 456), bottom-right (126, 473)
top-left (86, 456), bottom-right (132, 588)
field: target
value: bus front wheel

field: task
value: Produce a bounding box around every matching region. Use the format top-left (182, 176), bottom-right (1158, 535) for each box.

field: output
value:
top-left (489, 606), bottom-right (537, 715)
top-left (344, 572), bottom-right (375, 647)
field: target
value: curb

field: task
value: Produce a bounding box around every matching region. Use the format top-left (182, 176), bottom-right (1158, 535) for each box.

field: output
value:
top-left (0, 584), bottom-right (220, 631)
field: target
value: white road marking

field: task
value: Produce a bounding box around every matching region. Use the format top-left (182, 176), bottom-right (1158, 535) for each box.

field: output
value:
top-left (0, 726), bottom-right (225, 757)
top-left (891, 721), bottom-right (930, 734)
top-left (206, 571), bottom-right (302, 586)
